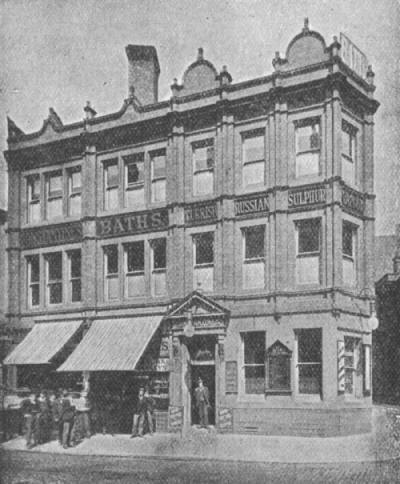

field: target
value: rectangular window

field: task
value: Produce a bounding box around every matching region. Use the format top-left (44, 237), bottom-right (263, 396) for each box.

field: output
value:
top-left (242, 226), bottom-right (265, 289)
top-left (68, 250), bottom-right (81, 302)
top-left (295, 120), bottom-right (321, 177)
top-left (125, 241), bottom-right (145, 297)
top-left (27, 255), bottom-right (40, 307)
top-left (151, 238), bottom-right (167, 296)
top-left (296, 219), bottom-right (321, 285)
top-left (342, 122), bottom-right (356, 186)
top-left (193, 140), bottom-right (214, 196)
top-left (151, 151), bottom-right (166, 203)
top-left (46, 252), bottom-right (62, 305)
top-left (193, 232), bottom-right (214, 292)
top-left (104, 245), bottom-right (119, 300)
top-left (68, 168), bottom-right (82, 216)
top-left (344, 336), bottom-right (361, 395)
top-left (104, 159), bottom-right (119, 211)
top-left (243, 332), bottom-right (265, 394)
top-left (46, 171), bottom-right (63, 219)
top-left (27, 175), bottom-right (41, 223)
top-left (124, 153), bottom-right (145, 208)
top-left (342, 222), bottom-right (357, 286)
top-left (242, 132), bottom-right (265, 187)
top-left (297, 329), bottom-right (322, 395)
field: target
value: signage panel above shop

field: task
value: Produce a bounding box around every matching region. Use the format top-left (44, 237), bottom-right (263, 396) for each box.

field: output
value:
top-left (342, 185), bottom-right (365, 217)
top-left (288, 185), bottom-right (327, 209)
top-left (97, 209), bottom-right (168, 238)
top-left (184, 201), bottom-right (218, 226)
top-left (234, 194), bottom-right (269, 217)
top-left (20, 222), bottom-right (82, 249)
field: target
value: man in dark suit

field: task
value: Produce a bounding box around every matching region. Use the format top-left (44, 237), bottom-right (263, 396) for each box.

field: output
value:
top-left (194, 378), bottom-right (210, 428)
top-left (60, 391), bottom-right (75, 449)
top-left (130, 387), bottom-right (146, 438)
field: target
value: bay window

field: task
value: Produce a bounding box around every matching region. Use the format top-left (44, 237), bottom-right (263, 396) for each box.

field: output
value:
top-left (46, 171), bottom-right (63, 219)
top-left (151, 151), bottom-right (166, 203)
top-left (342, 122), bottom-right (357, 186)
top-left (344, 336), bottom-right (361, 396)
top-left (104, 245), bottom-right (119, 300)
top-left (242, 131), bottom-right (265, 187)
top-left (151, 238), bottom-right (166, 296)
top-left (296, 329), bottom-right (322, 395)
top-left (242, 226), bottom-right (265, 289)
top-left (68, 168), bottom-right (82, 216)
top-left (342, 221), bottom-right (357, 286)
top-left (242, 332), bottom-right (265, 394)
top-left (193, 232), bottom-right (214, 292)
top-left (295, 219), bottom-right (321, 285)
top-left (27, 255), bottom-right (40, 307)
top-left (46, 252), bottom-right (62, 305)
top-left (295, 119), bottom-right (320, 177)
top-left (124, 153), bottom-right (145, 208)
top-left (68, 250), bottom-right (81, 302)
top-left (104, 159), bottom-right (119, 210)
top-left (124, 241), bottom-right (145, 297)
top-left (27, 175), bottom-right (41, 223)
top-left (193, 140), bottom-right (214, 196)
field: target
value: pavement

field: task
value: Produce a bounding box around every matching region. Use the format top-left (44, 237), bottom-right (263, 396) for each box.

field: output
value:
top-left (1, 426), bottom-right (396, 464)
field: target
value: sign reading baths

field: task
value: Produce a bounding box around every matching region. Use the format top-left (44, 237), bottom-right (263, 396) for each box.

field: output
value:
top-left (97, 209), bottom-right (168, 237)
top-left (288, 186), bottom-right (327, 209)
top-left (21, 222), bottom-right (82, 249)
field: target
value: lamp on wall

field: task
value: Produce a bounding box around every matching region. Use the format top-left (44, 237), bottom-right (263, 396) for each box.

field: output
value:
top-left (183, 309), bottom-right (195, 338)
top-left (358, 288), bottom-right (379, 332)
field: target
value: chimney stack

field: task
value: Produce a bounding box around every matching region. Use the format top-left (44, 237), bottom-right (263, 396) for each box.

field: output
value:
top-left (125, 45), bottom-right (160, 105)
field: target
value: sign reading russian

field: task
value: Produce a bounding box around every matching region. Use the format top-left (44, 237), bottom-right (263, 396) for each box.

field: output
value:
top-left (340, 33), bottom-right (368, 80)
top-left (21, 222), bottom-right (82, 249)
top-left (97, 209), bottom-right (168, 238)
top-left (342, 185), bottom-right (365, 216)
top-left (234, 194), bottom-right (269, 217)
top-left (288, 186), bottom-right (327, 209)
top-left (184, 201), bottom-right (217, 225)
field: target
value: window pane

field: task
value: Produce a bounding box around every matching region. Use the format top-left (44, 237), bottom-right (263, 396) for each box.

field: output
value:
top-left (29, 202), bottom-right (41, 223)
top-left (296, 123), bottom-right (320, 152)
top-left (126, 242), bottom-right (144, 272)
top-left (152, 154), bottom-right (166, 179)
top-left (152, 239), bottom-right (166, 270)
top-left (243, 161), bottom-right (264, 186)
top-left (106, 162), bottom-right (119, 187)
top-left (298, 329), bottom-right (322, 363)
top-left (152, 179), bottom-right (166, 203)
top-left (106, 187), bottom-right (119, 210)
top-left (49, 282), bottom-right (62, 304)
top-left (105, 246), bottom-right (118, 274)
top-left (126, 162), bottom-right (144, 185)
top-left (342, 130), bottom-right (351, 157)
top-left (71, 279), bottom-right (81, 302)
top-left (244, 226), bottom-right (264, 259)
top-left (69, 194), bottom-right (81, 216)
top-left (31, 285), bottom-right (40, 306)
top-left (194, 171), bottom-right (213, 196)
top-left (243, 135), bottom-right (264, 163)
top-left (342, 156), bottom-right (355, 185)
top-left (29, 177), bottom-right (40, 200)
top-left (48, 173), bottom-right (62, 196)
top-left (268, 355), bottom-right (291, 390)
top-left (296, 256), bottom-right (319, 284)
top-left (48, 253), bottom-right (62, 280)
top-left (297, 220), bottom-right (320, 254)
top-left (245, 366), bottom-right (265, 394)
top-left (194, 266), bottom-right (213, 292)
top-left (126, 274), bottom-right (145, 297)
top-left (342, 224), bottom-right (354, 257)
top-left (296, 152), bottom-right (319, 177)
top-left (29, 256), bottom-right (40, 282)
top-left (70, 251), bottom-right (81, 278)
top-left (194, 145), bottom-right (214, 171)
top-left (70, 170), bottom-right (81, 191)
top-left (47, 198), bottom-right (63, 219)
top-left (194, 233), bottom-right (214, 265)
top-left (244, 332), bottom-right (265, 364)
top-left (243, 260), bottom-right (265, 289)
top-left (152, 271), bottom-right (166, 296)
top-left (298, 365), bottom-right (321, 394)
top-left (107, 276), bottom-right (119, 300)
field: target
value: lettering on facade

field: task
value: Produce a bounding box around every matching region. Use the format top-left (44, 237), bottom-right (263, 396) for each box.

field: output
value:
top-left (342, 186), bottom-right (365, 216)
top-left (184, 202), bottom-right (217, 225)
top-left (225, 361), bottom-right (238, 393)
top-left (20, 222), bottom-right (82, 249)
top-left (288, 186), bottom-right (327, 209)
top-left (97, 209), bottom-right (168, 238)
top-left (234, 194), bottom-right (269, 217)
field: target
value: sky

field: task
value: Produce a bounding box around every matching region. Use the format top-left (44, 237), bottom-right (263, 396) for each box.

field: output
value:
top-left (0, 0), bottom-right (399, 234)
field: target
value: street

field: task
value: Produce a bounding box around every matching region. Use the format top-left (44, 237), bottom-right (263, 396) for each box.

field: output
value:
top-left (1, 450), bottom-right (400, 484)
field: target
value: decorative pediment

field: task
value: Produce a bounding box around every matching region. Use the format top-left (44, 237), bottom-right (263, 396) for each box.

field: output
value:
top-left (167, 291), bottom-right (229, 319)
top-left (267, 340), bottom-right (292, 356)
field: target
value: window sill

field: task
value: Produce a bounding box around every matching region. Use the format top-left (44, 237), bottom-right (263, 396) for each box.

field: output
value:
top-left (295, 394), bottom-right (322, 403)
top-left (265, 389), bottom-right (292, 396)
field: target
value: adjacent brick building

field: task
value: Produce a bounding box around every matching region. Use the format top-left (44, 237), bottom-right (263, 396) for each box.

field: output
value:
top-left (3, 21), bottom-right (379, 436)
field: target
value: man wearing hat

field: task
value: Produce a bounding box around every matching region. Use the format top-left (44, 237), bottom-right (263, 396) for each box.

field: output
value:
top-left (194, 378), bottom-right (210, 428)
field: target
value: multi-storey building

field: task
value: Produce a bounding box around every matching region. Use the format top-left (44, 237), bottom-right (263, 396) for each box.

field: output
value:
top-left (3, 21), bottom-right (379, 436)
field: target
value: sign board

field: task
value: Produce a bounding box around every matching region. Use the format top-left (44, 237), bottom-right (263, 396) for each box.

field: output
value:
top-left (288, 185), bottom-right (327, 209)
top-left (225, 361), bottom-right (238, 393)
top-left (234, 194), bottom-right (269, 217)
top-left (97, 209), bottom-right (168, 238)
top-left (340, 33), bottom-right (368, 80)
top-left (20, 222), bottom-right (82, 249)
top-left (184, 201), bottom-right (218, 226)
top-left (342, 186), bottom-right (365, 217)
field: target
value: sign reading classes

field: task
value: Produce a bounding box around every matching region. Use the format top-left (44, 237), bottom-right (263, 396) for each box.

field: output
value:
top-left (97, 209), bottom-right (168, 238)
top-left (288, 186), bottom-right (327, 209)
top-left (20, 222), bottom-right (82, 249)
top-left (234, 194), bottom-right (269, 216)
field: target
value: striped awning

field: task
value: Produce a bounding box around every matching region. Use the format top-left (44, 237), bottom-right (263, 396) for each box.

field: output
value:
top-left (57, 317), bottom-right (161, 372)
top-left (3, 320), bottom-right (82, 365)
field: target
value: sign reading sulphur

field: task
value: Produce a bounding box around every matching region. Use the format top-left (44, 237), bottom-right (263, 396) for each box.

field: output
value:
top-left (340, 33), bottom-right (368, 80)
top-left (288, 186), bottom-right (327, 209)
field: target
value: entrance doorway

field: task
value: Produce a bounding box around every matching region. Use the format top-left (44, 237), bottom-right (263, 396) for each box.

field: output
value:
top-left (190, 363), bottom-right (215, 425)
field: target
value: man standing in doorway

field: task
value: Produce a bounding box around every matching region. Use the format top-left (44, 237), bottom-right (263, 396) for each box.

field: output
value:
top-left (130, 387), bottom-right (146, 438)
top-left (194, 378), bottom-right (210, 428)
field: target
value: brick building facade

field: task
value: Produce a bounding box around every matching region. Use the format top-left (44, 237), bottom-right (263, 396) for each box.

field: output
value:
top-left (3, 21), bottom-right (379, 436)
